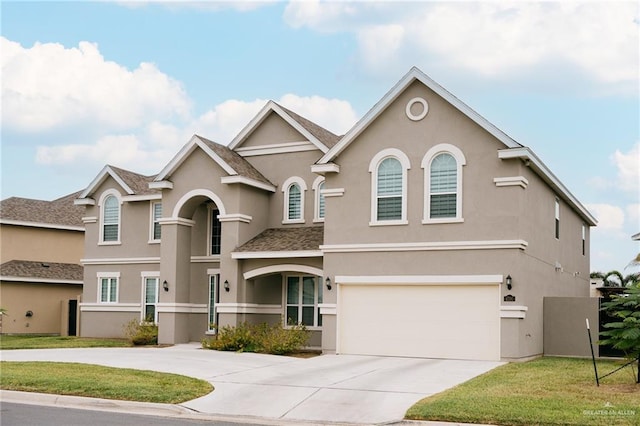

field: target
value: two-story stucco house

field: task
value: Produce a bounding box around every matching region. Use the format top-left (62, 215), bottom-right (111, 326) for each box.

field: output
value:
top-left (76, 67), bottom-right (596, 361)
top-left (0, 192), bottom-right (84, 335)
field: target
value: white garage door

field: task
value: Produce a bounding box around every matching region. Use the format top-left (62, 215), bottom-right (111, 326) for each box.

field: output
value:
top-left (338, 283), bottom-right (500, 361)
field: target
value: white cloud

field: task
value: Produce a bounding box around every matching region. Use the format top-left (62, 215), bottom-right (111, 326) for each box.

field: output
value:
top-left (1, 37), bottom-right (191, 132)
top-left (284, 1), bottom-right (639, 94)
top-left (587, 203), bottom-right (625, 231)
top-left (34, 94), bottom-right (358, 173)
top-left (627, 203), bottom-right (640, 231)
top-left (612, 142), bottom-right (640, 194)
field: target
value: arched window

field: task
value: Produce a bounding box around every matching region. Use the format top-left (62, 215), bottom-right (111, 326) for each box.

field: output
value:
top-left (312, 176), bottom-right (325, 222)
top-left (100, 191), bottom-right (121, 243)
top-left (422, 144), bottom-right (466, 223)
top-left (369, 149), bottom-right (410, 225)
top-left (282, 177), bottom-right (307, 224)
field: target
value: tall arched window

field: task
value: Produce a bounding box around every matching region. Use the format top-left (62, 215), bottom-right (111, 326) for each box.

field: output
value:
top-left (312, 176), bottom-right (325, 222)
top-left (369, 148), bottom-right (410, 225)
top-left (100, 191), bottom-right (121, 243)
top-left (282, 177), bottom-right (307, 224)
top-left (422, 144), bottom-right (466, 223)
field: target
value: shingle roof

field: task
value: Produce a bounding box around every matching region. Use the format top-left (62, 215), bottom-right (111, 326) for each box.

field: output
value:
top-left (0, 191), bottom-right (84, 228)
top-left (277, 104), bottom-right (341, 149)
top-left (0, 260), bottom-right (83, 282)
top-left (108, 165), bottom-right (159, 195)
top-left (234, 226), bottom-right (324, 253)
top-left (196, 135), bottom-right (274, 186)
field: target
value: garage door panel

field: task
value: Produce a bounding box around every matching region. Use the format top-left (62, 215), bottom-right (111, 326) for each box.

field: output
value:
top-left (338, 284), bottom-right (499, 361)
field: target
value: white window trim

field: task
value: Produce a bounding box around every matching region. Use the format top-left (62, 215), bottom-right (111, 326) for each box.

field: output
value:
top-left (148, 201), bottom-right (162, 244)
top-left (98, 189), bottom-right (122, 245)
top-left (207, 274), bottom-right (219, 334)
top-left (422, 143), bottom-right (466, 224)
top-left (312, 176), bottom-right (326, 223)
top-left (141, 273), bottom-right (160, 323)
top-left (368, 148), bottom-right (410, 226)
top-left (282, 176), bottom-right (307, 224)
top-left (97, 272), bottom-right (120, 303)
top-left (555, 198), bottom-right (560, 240)
top-left (207, 205), bottom-right (222, 256)
top-left (283, 275), bottom-right (323, 330)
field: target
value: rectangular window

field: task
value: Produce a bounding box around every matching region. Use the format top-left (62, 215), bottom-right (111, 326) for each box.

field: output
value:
top-left (143, 277), bottom-right (159, 323)
top-left (582, 224), bottom-right (586, 256)
top-left (100, 277), bottom-right (118, 303)
top-left (210, 209), bottom-right (221, 255)
top-left (151, 202), bottom-right (162, 241)
top-left (286, 275), bottom-right (322, 327)
top-left (208, 275), bottom-right (218, 332)
top-left (555, 199), bottom-right (560, 239)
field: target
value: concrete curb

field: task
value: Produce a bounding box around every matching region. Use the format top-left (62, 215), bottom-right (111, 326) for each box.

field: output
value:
top-left (1, 390), bottom-right (495, 426)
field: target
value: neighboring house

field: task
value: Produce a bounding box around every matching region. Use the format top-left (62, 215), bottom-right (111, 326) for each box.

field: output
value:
top-left (0, 192), bottom-right (84, 335)
top-left (76, 67), bottom-right (596, 361)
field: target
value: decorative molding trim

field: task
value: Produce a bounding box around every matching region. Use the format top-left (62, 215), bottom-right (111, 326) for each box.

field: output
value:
top-left (406, 97), bottom-right (429, 121)
top-left (156, 303), bottom-right (208, 314)
top-left (311, 163), bottom-right (340, 174)
top-left (82, 257), bottom-right (160, 265)
top-left (218, 213), bottom-right (253, 223)
top-left (80, 303), bottom-right (140, 312)
top-left (0, 219), bottom-right (85, 232)
top-left (122, 194), bottom-right (162, 202)
top-left (221, 175), bottom-right (277, 193)
top-left (236, 141), bottom-right (318, 157)
top-left (74, 198), bottom-right (95, 206)
top-left (157, 217), bottom-right (196, 227)
top-left (335, 275), bottom-right (503, 285)
top-left (0, 276), bottom-right (83, 285)
top-left (494, 176), bottom-right (529, 189)
top-left (321, 240), bottom-right (528, 253)
top-left (244, 264), bottom-right (323, 280)
top-left (149, 180), bottom-right (173, 190)
top-left (82, 216), bottom-right (97, 224)
top-left (321, 188), bottom-right (345, 197)
top-left (500, 305), bottom-right (528, 319)
top-left (216, 303), bottom-right (282, 315)
top-left (318, 303), bottom-right (337, 315)
top-left (231, 250), bottom-right (323, 259)
top-left (191, 255), bottom-right (221, 263)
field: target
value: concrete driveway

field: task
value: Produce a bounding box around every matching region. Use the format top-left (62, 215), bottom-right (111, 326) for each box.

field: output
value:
top-left (1, 343), bottom-right (503, 424)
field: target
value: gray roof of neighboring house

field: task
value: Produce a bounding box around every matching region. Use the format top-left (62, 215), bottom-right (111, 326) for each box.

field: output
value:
top-left (196, 135), bottom-right (274, 186)
top-left (0, 260), bottom-right (83, 282)
top-left (0, 191), bottom-right (84, 228)
top-left (277, 104), bottom-right (341, 148)
top-left (107, 165), bottom-right (159, 195)
top-left (234, 226), bottom-right (324, 253)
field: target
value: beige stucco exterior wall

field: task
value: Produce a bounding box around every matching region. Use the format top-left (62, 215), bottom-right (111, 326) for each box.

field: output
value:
top-left (0, 224), bottom-right (84, 264)
top-left (544, 297), bottom-right (599, 357)
top-left (0, 281), bottom-right (82, 334)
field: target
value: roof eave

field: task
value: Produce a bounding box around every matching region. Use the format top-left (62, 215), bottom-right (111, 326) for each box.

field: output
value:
top-left (498, 147), bottom-right (598, 226)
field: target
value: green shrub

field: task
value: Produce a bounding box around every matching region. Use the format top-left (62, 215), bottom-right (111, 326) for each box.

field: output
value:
top-left (202, 321), bottom-right (309, 355)
top-left (123, 319), bottom-right (158, 345)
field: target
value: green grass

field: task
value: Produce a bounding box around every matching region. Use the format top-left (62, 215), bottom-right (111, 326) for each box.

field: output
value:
top-left (0, 335), bottom-right (131, 350)
top-left (406, 357), bottom-right (640, 426)
top-left (0, 362), bottom-right (213, 403)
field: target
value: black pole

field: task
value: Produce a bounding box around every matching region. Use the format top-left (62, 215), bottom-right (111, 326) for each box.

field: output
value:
top-left (586, 318), bottom-right (599, 386)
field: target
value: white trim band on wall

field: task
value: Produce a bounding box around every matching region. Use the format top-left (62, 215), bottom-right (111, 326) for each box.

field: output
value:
top-left (322, 240), bottom-right (528, 253)
top-left (216, 303), bottom-right (282, 315)
top-left (80, 303), bottom-right (140, 312)
top-left (244, 264), bottom-right (323, 280)
top-left (335, 275), bottom-right (504, 285)
top-left (500, 305), bottom-right (528, 319)
top-left (318, 303), bottom-right (337, 315)
top-left (156, 303), bottom-right (208, 314)
top-left (494, 176), bottom-right (529, 189)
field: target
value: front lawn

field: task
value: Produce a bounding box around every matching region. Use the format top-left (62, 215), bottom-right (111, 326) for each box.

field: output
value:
top-left (406, 357), bottom-right (639, 426)
top-left (0, 362), bottom-right (213, 403)
top-left (0, 335), bottom-right (131, 350)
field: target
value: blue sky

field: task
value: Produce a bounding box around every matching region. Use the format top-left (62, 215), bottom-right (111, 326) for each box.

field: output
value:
top-left (1, 1), bottom-right (638, 273)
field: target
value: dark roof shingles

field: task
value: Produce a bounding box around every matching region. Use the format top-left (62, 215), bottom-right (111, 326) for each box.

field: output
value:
top-left (0, 191), bottom-right (84, 228)
top-left (1, 260), bottom-right (83, 282)
top-left (276, 104), bottom-right (341, 149)
top-left (108, 165), bottom-right (158, 195)
top-left (235, 226), bottom-right (324, 253)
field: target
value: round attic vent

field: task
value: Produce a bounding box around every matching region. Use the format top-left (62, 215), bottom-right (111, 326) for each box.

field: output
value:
top-left (405, 97), bottom-right (429, 121)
